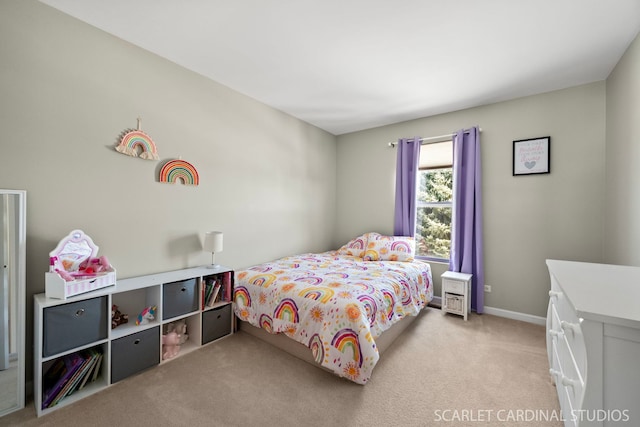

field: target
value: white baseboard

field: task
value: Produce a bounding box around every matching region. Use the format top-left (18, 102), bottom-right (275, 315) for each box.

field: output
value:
top-left (481, 306), bottom-right (546, 325)
top-left (429, 296), bottom-right (546, 326)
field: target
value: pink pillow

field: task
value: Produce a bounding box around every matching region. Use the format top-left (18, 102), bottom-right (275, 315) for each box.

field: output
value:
top-left (363, 235), bottom-right (415, 262)
top-left (336, 232), bottom-right (380, 258)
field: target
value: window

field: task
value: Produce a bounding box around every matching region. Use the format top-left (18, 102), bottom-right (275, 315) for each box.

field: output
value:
top-left (415, 141), bottom-right (452, 261)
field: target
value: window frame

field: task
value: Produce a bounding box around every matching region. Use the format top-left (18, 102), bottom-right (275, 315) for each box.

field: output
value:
top-left (414, 141), bottom-right (453, 263)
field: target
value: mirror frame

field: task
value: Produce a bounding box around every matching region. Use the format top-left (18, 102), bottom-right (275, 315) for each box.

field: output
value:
top-left (0, 190), bottom-right (26, 417)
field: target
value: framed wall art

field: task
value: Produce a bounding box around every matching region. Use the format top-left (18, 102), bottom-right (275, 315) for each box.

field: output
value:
top-left (513, 136), bottom-right (550, 176)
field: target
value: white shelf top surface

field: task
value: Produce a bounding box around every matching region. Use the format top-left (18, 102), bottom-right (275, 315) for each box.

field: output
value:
top-left (36, 265), bottom-right (232, 305)
top-left (441, 271), bottom-right (473, 281)
top-left (546, 259), bottom-right (640, 328)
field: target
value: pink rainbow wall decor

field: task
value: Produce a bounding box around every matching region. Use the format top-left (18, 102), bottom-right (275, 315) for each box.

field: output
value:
top-left (159, 159), bottom-right (200, 186)
top-left (115, 118), bottom-right (159, 160)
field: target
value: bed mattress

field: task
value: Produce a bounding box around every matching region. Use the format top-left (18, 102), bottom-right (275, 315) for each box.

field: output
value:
top-left (233, 250), bottom-right (433, 384)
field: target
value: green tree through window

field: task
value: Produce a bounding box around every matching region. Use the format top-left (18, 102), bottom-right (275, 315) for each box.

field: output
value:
top-left (416, 168), bottom-right (452, 260)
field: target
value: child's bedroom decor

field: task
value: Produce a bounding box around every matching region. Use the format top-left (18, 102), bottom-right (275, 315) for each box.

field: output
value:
top-left (45, 230), bottom-right (116, 299)
top-left (513, 136), bottom-right (550, 176)
top-left (115, 118), bottom-right (159, 160)
top-left (162, 319), bottom-right (189, 360)
top-left (135, 305), bottom-right (157, 325)
top-left (159, 159), bottom-right (200, 186)
top-left (111, 305), bottom-right (129, 329)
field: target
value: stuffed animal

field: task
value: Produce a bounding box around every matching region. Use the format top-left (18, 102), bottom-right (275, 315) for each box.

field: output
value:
top-left (162, 320), bottom-right (188, 360)
top-left (111, 304), bottom-right (129, 329)
top-left (136, 305), bottom-right (156, 325)
top-left (166, 319), bottom-right (188, 345)
top-left (162, 332), bottom-right (181, 360)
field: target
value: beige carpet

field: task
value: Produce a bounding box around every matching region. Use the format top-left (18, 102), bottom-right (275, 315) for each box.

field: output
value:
top-left (2, 308), bottom-right (561, 426)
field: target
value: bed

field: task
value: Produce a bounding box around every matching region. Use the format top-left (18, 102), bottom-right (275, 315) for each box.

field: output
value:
top-left (233, 232), bottom-right (433, 384)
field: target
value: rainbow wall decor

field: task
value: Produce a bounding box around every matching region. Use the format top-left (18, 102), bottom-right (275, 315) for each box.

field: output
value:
top-left (115, 119), bottom-right (159, 160)
top-left (159, 159), bottom-right (200, 186)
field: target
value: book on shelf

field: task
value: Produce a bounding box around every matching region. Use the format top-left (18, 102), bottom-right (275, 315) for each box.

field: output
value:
top-left (77, 348), bottom-right (102, 391)
top-left (89, 352), bottom-right (104, 383)
top-left (208, 282), bottom-right (221, 307)
top-left (42, 352), bottom-right (85, 409)
top-left (44, 348), bottom-right (104, 409)
top-left (204, 279), bottom-right (215, 306)
top-left (49, 351), bottom-right (93, 407)
top-left (222, 271), bottom-right (232, 302)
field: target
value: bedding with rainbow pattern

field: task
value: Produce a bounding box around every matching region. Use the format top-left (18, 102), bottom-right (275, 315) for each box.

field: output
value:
top-left (233, 233), bottom-right (433, 384)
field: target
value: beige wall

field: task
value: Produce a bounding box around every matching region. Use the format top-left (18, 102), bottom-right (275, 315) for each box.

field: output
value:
top-left (0, 1), bottom-right (336, 380)
top-left (605, 33), bottom-right (640, 265)
top-left (3, 0), bottom-right (637, 386)
top-left (336, 83), bottom-right (606, 318)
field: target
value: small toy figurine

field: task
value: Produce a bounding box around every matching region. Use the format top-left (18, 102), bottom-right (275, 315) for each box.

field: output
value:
top-left (111, 304), bottom-right (129, 329)
top-left (136, 305), bottom-right (157, 325)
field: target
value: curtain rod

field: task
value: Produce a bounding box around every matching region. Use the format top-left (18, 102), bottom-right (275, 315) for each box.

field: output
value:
top-left (387, 128), bottom-right (482, 147)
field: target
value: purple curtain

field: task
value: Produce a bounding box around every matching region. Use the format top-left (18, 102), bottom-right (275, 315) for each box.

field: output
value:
top-left (393, 137), bottom-right (421, 236)
top-left (449, 127), bottom-right (484, 313)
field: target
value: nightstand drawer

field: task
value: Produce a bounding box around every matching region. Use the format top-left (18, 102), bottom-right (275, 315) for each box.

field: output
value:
top-left (444, 293), bottom-right (464, 314)
top-left (442, 278), bottom-right (465, 294)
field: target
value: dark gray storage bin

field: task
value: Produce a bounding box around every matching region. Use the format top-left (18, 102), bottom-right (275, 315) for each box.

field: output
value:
top-left (43, 296), bottom-right (108, 357)
top-left (111, 326), bottom-right (160, 383)
top-left (202, 304), bottom-right (232, 344)
top-left (162, 278), bottom-right (198, 320)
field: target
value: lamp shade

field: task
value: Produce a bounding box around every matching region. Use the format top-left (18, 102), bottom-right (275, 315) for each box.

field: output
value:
top-left (203, 231), bottom-right (223, 253)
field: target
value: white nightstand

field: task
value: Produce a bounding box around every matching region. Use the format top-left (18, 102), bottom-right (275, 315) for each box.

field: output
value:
top-left (441, 271), bottom-right (473, 321)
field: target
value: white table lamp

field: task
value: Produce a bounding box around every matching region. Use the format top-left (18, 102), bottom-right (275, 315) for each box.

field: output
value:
top-left (204, 231), bottom-right (223, 269)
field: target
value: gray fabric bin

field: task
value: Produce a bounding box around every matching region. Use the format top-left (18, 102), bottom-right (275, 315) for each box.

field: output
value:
top-left (111, 326), bottom-right (160, 383)
top-left (202, 304), bottom-right (232, 344)
top-left (43, 296), bottom-right (108, 357)
top-left (162, 278), bottom-right (198, 320)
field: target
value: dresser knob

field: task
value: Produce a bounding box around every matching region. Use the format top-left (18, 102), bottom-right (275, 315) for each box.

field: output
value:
top-left (548, 290), bottom-right (562, 298)
top-left (561, 376), bottom-right (578, 388)
top-left (561, 321), bottom-right (580, 334)
top-left (549, 329), bottom-right (564, 338)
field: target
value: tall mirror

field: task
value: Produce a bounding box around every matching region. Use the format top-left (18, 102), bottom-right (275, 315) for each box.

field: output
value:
top-left (0, 190), bottom-right (25, 417)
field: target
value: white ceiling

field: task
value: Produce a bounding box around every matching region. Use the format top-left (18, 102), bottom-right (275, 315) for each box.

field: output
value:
top-left (39, 0), bottom-right (640, 135)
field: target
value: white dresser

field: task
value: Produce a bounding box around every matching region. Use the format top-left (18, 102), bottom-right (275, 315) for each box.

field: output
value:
top-left (546, 260), bottom-right (640, 426)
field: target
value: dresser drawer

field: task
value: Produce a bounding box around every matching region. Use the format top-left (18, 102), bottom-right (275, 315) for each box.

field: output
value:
top-left (202, 304), bottom-right (232, 344)
top-left (549, 279), bottom-right (580, 327)
top-left (111, 326), bottom-right (160, 383)
top-left (43, 296), bottom-right (108, 357)
top-left (556, 333), bottom-right (584, 415)
top-left (549, 284), bottom-right (586, 377)
top-left (162, 278), bottom-right (199, 320)
top-left (442, 278), bottom-right (465, 294)
top-left (549, 341), bottom-right (575, 427)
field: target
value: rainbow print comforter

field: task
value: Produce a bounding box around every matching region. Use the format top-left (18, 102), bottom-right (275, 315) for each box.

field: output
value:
top-left (233, 251), bottom-right (433, 384)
